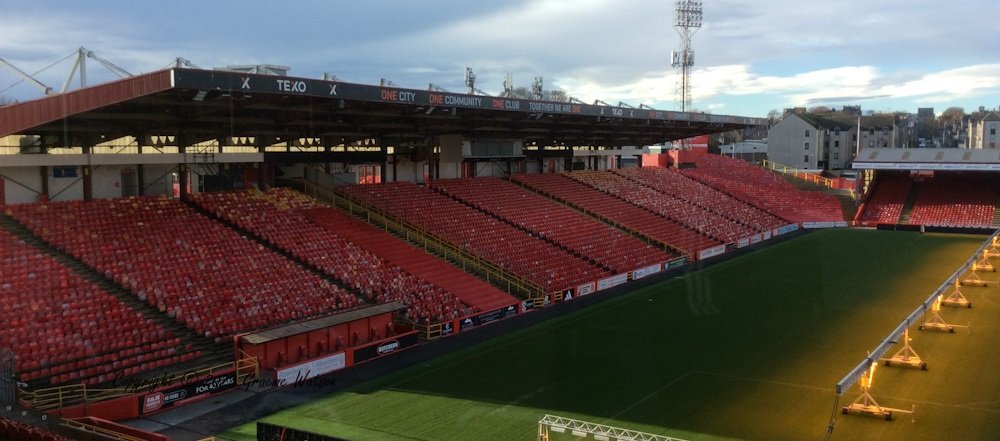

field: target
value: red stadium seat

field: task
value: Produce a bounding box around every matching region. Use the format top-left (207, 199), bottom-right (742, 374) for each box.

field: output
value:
top-left (0, 228), bottom-right (187, 386)
top-left (341, 182), bottom-right (612, 292)
top-left (677, 155), bottom-right (843, 223)
top-left (512, 173), bottom-right (717, 255)
top-left (190, 188), bottom-right (485, 324)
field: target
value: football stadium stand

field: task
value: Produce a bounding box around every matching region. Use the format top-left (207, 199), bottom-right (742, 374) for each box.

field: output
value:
top-left (566, 170), bottom-right (756, 243)
top-left (0, 62), bottom-right (819, 434)
top-left (339, 181), bottom-right (613, 292)
top-left (613, 167), bottom-right (786, 233)
top-left (511, 173), bottom-right (720, 255)
top-left (0, 228), bottom-right (193, 386)
top-left (0, 417), bottom-right (73, 441)
top-left (858, 172), bottom-right (912, 225)
top-left (7, 197), bottom-right (360, 341)
top-left (191, 188), bottom-right (495, 324)
top-left (680, 154), bottom-right (844, 223)
top-left (301, 205), bottom-right (517, 313)
top-left (428, 177), bottom-right (679, 273)
top-left (857, 171), bottom-right (1000, 229)
top-left (906, 173), bottom-right (1000, 228)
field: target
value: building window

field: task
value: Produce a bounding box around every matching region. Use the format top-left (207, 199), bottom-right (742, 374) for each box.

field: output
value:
top-left (804, 155), bottom-right (809, 163)
top-left (834, 140), bottom-right (839, 148)
top-left (992, 128), bottom-right (996, 135)
top-left (805, 142), bottom-right (810, 150)
top-left (869, 140), bottom-right (874, 147)
top-left (834, 152), bottom-right (839, 159)
top-left (805, 129), bottom-right (810, 137)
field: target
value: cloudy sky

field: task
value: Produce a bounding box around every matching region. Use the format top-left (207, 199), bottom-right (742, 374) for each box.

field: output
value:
top-left (2, 0), bottom-right (998, 117)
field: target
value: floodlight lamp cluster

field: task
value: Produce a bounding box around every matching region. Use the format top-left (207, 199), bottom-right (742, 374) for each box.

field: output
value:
top-left (674, 0), bottom-right (703, 28)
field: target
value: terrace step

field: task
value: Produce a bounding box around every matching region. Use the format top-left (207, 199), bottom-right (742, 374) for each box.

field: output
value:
top-left (898, 181), bottom-right (923, 223)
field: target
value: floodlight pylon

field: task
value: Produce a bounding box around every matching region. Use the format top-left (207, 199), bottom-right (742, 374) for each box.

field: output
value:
top-left (672, 0), bottom-right (702, 112)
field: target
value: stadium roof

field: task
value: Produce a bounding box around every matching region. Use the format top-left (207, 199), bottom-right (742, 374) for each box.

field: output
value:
top-left (853, 147), bottom-right (1000, 171)
top-left (0, 68), bottom-right (767, 148)
top-left (239, 301), bottom-right (407, 345)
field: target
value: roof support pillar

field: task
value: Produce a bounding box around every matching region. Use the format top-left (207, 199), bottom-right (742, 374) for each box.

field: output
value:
top-left (259, 161), bottom-right (271, 191)
top-left (39, 166), bottom-right (49, 202)
top-left (136, 164), bottom-right (145, 196)
top-left (177, 133), bottom-right (189, 201)
top-left (81, 140), bottom-right (95, 202)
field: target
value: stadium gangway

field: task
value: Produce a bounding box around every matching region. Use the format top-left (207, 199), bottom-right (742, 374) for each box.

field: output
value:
top-left (827, 227), bottom-right (1000, 433)
top-left (538, 414), bottom-right (689, 441)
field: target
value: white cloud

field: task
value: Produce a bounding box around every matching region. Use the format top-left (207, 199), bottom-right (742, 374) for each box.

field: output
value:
top-left (547, 63), bottom-right (1000, 115)
top-left (2, 0), bottom-right (999, 115)
top-left (874, 64), bottom-right (1000, 102)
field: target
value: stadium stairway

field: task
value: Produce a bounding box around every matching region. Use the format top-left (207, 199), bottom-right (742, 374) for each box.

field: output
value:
top-left (302, 207), bottom-right (519, 312)
top-left (994, 193), bottom-right (1000, 227)
top-left (425, 185), bottom-right (616, 273)
top-left (0, 214), bottom-right (230, 388)
top-left (181, 199), bottom-right (375, 305)
top-left (898, 181), bottom-right (923, 224)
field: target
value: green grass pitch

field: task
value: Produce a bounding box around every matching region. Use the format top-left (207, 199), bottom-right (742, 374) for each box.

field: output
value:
top-left (219, 229), bottom-right (1000, 441)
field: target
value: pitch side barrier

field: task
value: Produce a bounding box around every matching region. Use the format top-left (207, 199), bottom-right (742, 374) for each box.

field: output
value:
top-left (801, 221), bottom-right (850, 229)
top-left (562, 256), bottom-right (688, 300)
top-left (829, 228), bottom-right (1000, 429)
top-left (257, 421), bottom-right (347, 441)
top-left (419, 259), bottom-right (687, 340)
top-left (696, 223), bottom-right (800, 260)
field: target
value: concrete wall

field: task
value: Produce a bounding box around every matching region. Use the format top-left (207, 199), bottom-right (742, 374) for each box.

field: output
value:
top-left (92, 165), bottom-right (127, 200)
top-left (390, 157), bottom-right (425, 183)
top-left (142, 164), bottom-right (179, 196)
top-left (0, 167), bottom-right (43, 204)
top-left (47, 168), bottom-right (84, 202)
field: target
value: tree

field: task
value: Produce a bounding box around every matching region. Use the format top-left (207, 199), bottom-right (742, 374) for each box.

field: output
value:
top-left (766, 109), bottom-right (781, 121)
top-left (808, 105), bottom-right (831, 114)
top-left (509, 87), bottom-right (532, 99)
top-left (939, 107), bottom-right (965, 124)
top-left (545, 89), bottom-right (568, 102)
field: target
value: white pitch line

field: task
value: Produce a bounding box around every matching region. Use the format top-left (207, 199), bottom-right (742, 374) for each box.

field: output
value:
top-left (955, 399), bottom-right (1000, 408)
top-left (868, 395), bottom-right (1000, 415)
top-left (605, 370), bottom-right (695, 423)
top-left (699, 370), bottom-right (830, 393)
top-left (482, 383), bottom-right (553, 418)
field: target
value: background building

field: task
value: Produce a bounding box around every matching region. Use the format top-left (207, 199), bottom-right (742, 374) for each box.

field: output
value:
top-left (968, 111), bottom-right (1000, 149)
top-left (767, 113), bottom-right (854, 170)
top-left (718, 140), bottom-right (768, 164)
